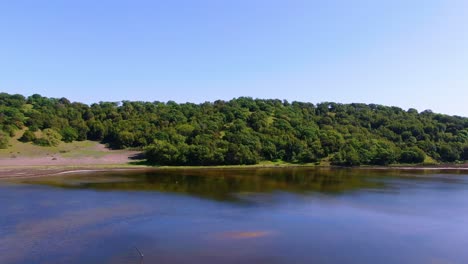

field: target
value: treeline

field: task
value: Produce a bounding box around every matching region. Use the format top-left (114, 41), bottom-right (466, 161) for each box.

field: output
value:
top-left (0, 93), bottom-right (467, 166)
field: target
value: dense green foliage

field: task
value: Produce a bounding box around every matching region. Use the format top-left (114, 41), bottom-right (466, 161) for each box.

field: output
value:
top-left (19, 130), bottom-right (36, 142)
top-left (0, 130), bottom-right (9, 149)
top-left (1, 93), bottom-right (467, 165)
top-left (34, 128), bottom-right (62, 147)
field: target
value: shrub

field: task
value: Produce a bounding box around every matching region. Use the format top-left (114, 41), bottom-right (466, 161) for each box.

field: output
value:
top-left (19, 130), bottom-right (36, 142)
top-left (399, 147), bottom-right (426, 163)
top-left (0, 131), bottom-right (9, 149)
top-left (34, 128), bottom-right (62, 147)
top-left (61, 127), bottom-right (78, 143)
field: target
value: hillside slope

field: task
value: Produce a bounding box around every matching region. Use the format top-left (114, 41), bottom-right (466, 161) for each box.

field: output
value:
top-left (1, 93), bottom-right (467, 166)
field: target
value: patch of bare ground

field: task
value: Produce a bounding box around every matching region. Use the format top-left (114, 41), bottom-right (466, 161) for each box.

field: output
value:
top-left (0, 150), bottom-right (139, 166)
top-left (0, 139), bottom-right (149, 178)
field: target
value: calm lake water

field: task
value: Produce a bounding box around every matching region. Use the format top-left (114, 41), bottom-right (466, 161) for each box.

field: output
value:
top-left (1, 168), bottom-right (468, 264)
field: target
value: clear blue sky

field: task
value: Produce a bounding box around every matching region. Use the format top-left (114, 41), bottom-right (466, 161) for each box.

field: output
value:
top-left (1, 0), bottom-right (467, 116)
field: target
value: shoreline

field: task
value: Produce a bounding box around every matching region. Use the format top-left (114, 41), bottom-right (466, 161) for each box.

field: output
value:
top-left (1, 162), bottom-right (467, 180)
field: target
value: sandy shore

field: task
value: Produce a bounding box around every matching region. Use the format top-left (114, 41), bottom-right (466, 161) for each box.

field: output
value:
top-left (0, 148), bottom-right (149, 179)
top-left (1, 161), bottom-right (467, 180)
top-left (0, 148), bottom-right (141, 167)
top-left (0, 166), bottom-right (153, 179)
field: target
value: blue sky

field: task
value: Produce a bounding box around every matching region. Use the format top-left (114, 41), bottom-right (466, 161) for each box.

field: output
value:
top-left (1, 0), bottom-right (467, 116)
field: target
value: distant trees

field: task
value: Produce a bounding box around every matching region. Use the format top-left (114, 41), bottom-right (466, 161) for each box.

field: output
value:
top-left (0, 92), bottom-right (467, 165)
top-left (61, 127), bottom-right (78, 143)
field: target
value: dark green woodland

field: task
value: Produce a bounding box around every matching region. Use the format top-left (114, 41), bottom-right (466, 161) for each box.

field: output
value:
top-left (1, 93), bottom-right (467, 166)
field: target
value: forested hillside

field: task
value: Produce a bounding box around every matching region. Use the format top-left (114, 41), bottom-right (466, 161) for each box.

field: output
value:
top-left (0, 93), bottom-right (467, 166)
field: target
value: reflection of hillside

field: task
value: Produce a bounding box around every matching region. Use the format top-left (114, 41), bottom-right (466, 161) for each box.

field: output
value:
top-left (21, 168), bottom-right (394, 202)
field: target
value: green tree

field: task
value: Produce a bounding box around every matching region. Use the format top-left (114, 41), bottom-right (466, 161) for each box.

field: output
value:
top-left (399, 147), bottom-right (425, 163)
top-left (462, 145), bottom-right (468, 161)
top-left (116, 131), bottom-right (135, 148)
top-left (61, 127), bottom-right (78, 142)
top-left (438, 143), bottom-right (460, 162)
top-left (331, 146), bottom-right (360, 166)
top-left (87, 121), bottom-right (106, 140)
top-left (145, 140), bottom-right (181, 165)
top-left (225, 143), bottom-right (258, 165)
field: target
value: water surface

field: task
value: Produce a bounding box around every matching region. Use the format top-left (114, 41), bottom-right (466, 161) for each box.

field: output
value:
top-left (1, 168), bottom-right (468, 264)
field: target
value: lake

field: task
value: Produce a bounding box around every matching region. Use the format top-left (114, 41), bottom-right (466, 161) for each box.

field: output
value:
top-left (1, 168), bottom-right (468, 264)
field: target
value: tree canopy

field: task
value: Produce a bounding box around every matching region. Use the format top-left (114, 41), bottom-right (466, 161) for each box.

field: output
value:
top-left (1, 93), bottom-right (467, 166)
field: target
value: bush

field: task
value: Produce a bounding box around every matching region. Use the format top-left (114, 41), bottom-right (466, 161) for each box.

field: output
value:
top-left (19, 130), bottom-right (37, 142)
top-left (2, 125), bottom-right (16, 137)
top-left (438, 144), bottom-right (460, 162)
top-left (399, 147), bottom-right (425, 163)
top-left (34, 128), bottom-right (62, 147)
top-left (61, 127), bottom-right (78, 143)
top-left (463, 145), bottom-right (468, 161)
top-left (331, 146), bottom-right (361, 166)
top-left (116, 131), bottom-right (135, 148)
top-left (145, 140), bottom-right (181, 165)
top-left (0, 131), bottom-right (9, 149)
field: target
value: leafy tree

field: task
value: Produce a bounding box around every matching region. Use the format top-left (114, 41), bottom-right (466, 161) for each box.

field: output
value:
top-left (331, 146), bottom-right (360, 166)
top-left (370, 141), bottom-right (399, 165)
top-left (145, 140), bottom-right (181, 165)
top-left (187, 145), bottom-right (224, 165)
top-left (319, 130), bottom-right (345, 155)
top-left (116, 131), bottom-right (135, 148)
top-left (462, 145), bottom-right (468, 161)
top-left (61, 127), bottom-right (78, 142)
top-left (399, 147), bottom-right (426, 163)
top-left (438, 143), bottom-right (460, 162)
top-left (87, 121), bottom-right (106, 140)
top-left (225, 143), bottom-right (258, 165)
